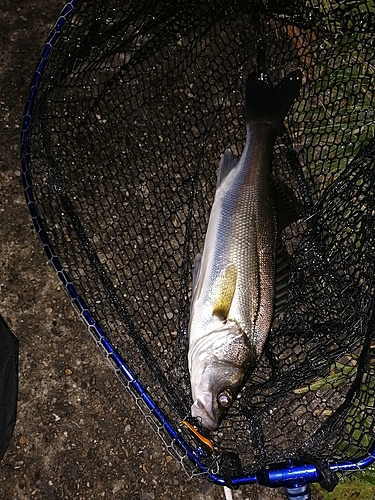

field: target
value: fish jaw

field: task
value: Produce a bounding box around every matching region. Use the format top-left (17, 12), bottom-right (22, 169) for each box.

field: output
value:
top-left (191, 396), bottom-right (218, 431)
top-left (188, 320), bottom-right (256, 431)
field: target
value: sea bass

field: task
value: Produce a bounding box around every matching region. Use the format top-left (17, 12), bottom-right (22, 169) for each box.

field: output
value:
top-left (188, 70), bottom-right (302, 431)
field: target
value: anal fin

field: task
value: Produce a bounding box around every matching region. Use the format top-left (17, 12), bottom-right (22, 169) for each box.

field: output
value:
top-left (217, 150), bottom-right (239, 188)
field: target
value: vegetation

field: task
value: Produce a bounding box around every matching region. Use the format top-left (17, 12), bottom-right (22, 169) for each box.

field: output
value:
top-left (314, 467), bottom-right (375, 499)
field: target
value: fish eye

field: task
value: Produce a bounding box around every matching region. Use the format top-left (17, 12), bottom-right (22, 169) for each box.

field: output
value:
top-left (217, 389), bottom-right (233, 408)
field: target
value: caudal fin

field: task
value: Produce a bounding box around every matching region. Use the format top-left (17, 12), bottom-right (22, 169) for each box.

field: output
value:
top-left (245, 69), bottom-right (302, 132)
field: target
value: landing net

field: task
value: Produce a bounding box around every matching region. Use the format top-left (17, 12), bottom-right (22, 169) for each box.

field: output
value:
top-left (22, 0), bottom-right (375, 487)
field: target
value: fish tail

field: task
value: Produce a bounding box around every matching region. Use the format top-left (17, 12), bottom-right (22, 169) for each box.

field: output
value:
top-left (245, 69), bottom-right (302, 132)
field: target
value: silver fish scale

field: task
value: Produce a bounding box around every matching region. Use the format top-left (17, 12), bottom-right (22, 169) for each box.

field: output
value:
top-left (191, 124), bottom-right (277, 356)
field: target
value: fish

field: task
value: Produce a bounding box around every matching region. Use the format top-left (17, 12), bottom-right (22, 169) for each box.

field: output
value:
top-left (187, 69), bottom-right (302, 431)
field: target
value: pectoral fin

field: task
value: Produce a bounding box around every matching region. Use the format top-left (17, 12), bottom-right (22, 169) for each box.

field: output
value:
top-left (212, 265), bottom-right (237, 321)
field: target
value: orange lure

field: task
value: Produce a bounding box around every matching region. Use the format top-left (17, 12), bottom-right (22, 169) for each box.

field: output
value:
top-left (181, 419), bottom-right (214, 453)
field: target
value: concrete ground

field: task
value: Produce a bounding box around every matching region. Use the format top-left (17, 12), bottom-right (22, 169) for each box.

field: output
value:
top-left (0, 1), bottom-right (324, 499)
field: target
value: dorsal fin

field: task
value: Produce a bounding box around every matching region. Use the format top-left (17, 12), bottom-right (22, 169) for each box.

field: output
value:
top-left (273, 181), bottom-right (304, 316)
top-left (274, 244), bottom-right (290, 316)
top-left (274, 182), bottom-right (305, 232)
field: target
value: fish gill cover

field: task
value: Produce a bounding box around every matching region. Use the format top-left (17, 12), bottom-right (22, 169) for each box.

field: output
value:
top-left (23, 0), bottom-right (375, 484)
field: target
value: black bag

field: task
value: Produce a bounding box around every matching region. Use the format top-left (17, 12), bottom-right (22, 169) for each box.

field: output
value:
top-left (0, 315), bottom-right (18, 460)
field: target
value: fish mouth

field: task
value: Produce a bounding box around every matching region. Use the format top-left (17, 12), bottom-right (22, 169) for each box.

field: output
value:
top-left (191, 398), bottom-right (218, 431)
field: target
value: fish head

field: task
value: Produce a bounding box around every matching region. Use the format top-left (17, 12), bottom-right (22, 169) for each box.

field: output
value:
top-left (189, 321), bottom-right (256, 431)
top-left (190, 360), bottom-right (247, 431)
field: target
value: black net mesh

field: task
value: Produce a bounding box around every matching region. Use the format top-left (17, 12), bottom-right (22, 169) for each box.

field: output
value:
top-left (24, 0), bottom-right (375, 480)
